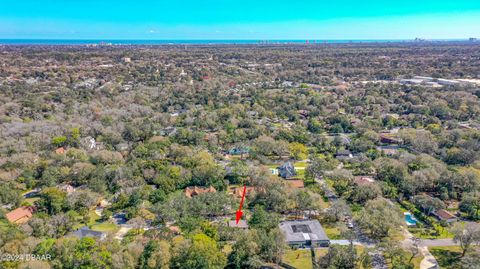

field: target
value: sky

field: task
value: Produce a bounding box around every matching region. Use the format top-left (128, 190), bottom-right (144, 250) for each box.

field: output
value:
top-left (1, 0), bottom-right (480, 40)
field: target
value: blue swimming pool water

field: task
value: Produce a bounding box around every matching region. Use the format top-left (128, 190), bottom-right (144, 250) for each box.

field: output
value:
top-left (404, 212), bottom-right (418, 226)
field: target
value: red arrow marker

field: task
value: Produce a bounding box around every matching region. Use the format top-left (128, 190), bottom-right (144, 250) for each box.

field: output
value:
top-left (235, 185), bottom-right (247, 224)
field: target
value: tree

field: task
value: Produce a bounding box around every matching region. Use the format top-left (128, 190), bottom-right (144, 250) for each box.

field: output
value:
top-left (172, 233), bottom-right (226, 269)
top-left (228, 231), bottom-right (262, 269)
top-left (318, 245), bottom-right (356, 269)
top-left (306, 157), bottom-right (338, 180)
top-left (450, 222), bottom-right (480, 257)
top-left (257, 229), bottom-right (286, 264)
top-left (52, 135), bottom-right (67, 147)
top-left (249, 205), bottom-right (279, 231)
top-left (294, 191), bottom-right (314, 218)
top-left (139, 240), bottom-right (171, 269)
top-left (325, 199), bottom-right (351, 222)
top-left (380, 240), bottom-right (415, 269)
top-left (460, 191), bottom-right (480, 220)
top-left (411, 194), bottom-right (445, 216)
top-left (355, 198), bottom-right (404, 239)
top-left (348, 184), bottom-right (382, 205)
top-left (288, 142), bottom-right (308, 160)
top-left (36, 187), bottom-right (67, 215)
top-left (461, 248), bottom-right (480, 269)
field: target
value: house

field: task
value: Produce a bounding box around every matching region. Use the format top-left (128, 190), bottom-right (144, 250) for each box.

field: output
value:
top-left (59, 184), bottom-right (75, 195)
top-left (6, 206), bottom-right (35, 224)
top-left (377, 146), bottom-right (400, 156)
top-left (184, 186), bottom-right (217, 198)
top-left (354, 176), bottom-right (375, 186)
top-left (228, 219), bottom-right (248, 229)
top-left (228, 147), bottom-right (250, 156)
top-left (55, 147), bottom-right (66, 154)
top-left (115, 143), bottom-right (129, 151)
top-left (287, 180), bottom-right (305, 189)
top-left (380, 135), bottom-right (402, 145)
top-left (72, 226), bottom-right (107, 240)
top-left (335, 150), bottom-right (353, 161)
top-left (231, 186), bottom-right (257, 198)
top-left (167, 225), bottom-right (181, 235)
top-left (80, 136), bottom-right (98, 151)
top-left (279, 219), bottom-right (330, 248)
top-left (433, 209), bottom-right (457, 223)
top-left (277, 162), bottom-right (297, 179)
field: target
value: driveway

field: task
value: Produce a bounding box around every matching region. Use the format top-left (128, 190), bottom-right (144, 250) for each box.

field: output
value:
top-left (402, 228), bottom-right (439, 269)
top-left (114, 225), bottom-right (132, 240)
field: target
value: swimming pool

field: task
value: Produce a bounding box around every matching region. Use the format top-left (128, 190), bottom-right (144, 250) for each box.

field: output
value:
top-left (404, 212), bottom-right (418, 226)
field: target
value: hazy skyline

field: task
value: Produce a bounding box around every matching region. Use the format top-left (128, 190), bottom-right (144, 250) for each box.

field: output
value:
top-left (1, 0), bottom-right (480, 40)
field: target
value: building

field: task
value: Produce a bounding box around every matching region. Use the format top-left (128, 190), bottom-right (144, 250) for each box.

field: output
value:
top-left (279, 219), bottom-right (330, 248)
top-left (335, 150), bottom-right (353, 161)
top-left (72, 226), bottom-right (107, 240)
top-left (228, 219), bottom-right (248, 229)
top-left (377, 145), bottom-right (400, 156)
top-left (380, 135), bottom-right (402, 145)
top-left (277, 162), bottom-right (297, 179)
top-left (231, 186), bottom-right (257, 198)
top-left (287, 180), bottom-right (305, 189)
top-left (433, 209), bottom-right (457, 223)
top-left (59, 183), bottom-right (75, 194)
top-left (184, 186), bottom-right (217, 198)
top-left (354, 176), bottom-right (375, 186)
top-left (55, 147), bottom-right (66, 154)
top-left (227, 147), bottom-right (250, 156)
top-left (6, 206), bottom-right (35, 224)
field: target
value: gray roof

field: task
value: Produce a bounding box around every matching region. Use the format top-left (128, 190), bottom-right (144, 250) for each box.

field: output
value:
top-left (72, 226), bottom-right (107, 240)
top-left (279, 220), bottom-right (329, 243)
top-left (227, 219), bottom-right (249, 228)
top-left (278, 162), bottom-right (297, 179)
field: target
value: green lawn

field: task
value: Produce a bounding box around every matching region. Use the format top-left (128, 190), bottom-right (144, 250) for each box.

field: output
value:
top-left (91, 222), bottom-right (118, 232)
top-left (72, 209), bottom-right (103, 230)
top-left (293, 162), bottom-right (308, 168)
top-left (429, 246), bottom-right (463, 269)
top-left (283, 249), bottom-right (312, 269)
top-left (409, 225), bottom-right (454, 239)
top-left (24, 197), bottom-right (40, 206)
top-left (322, 223), bottom-right (343, 240)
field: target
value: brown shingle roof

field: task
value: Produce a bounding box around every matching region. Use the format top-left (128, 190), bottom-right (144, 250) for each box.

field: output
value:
top-left (6, 206), bottom-right (35, 224)
top-left (434, 209), bottom-right (456, 220)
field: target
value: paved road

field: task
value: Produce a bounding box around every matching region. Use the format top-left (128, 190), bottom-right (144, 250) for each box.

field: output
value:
top-left (420, 239), bottom-right (457, 247)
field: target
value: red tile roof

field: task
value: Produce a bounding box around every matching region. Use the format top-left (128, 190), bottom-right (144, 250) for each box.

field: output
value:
top-left (232, 186), bottom-right (257, 198)
top-left (287, 180), bottom-right (305, 189)
top-left (354, 176), bottom-right (375, 186)
top-left (185, 186), bottom-right (216, 198)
